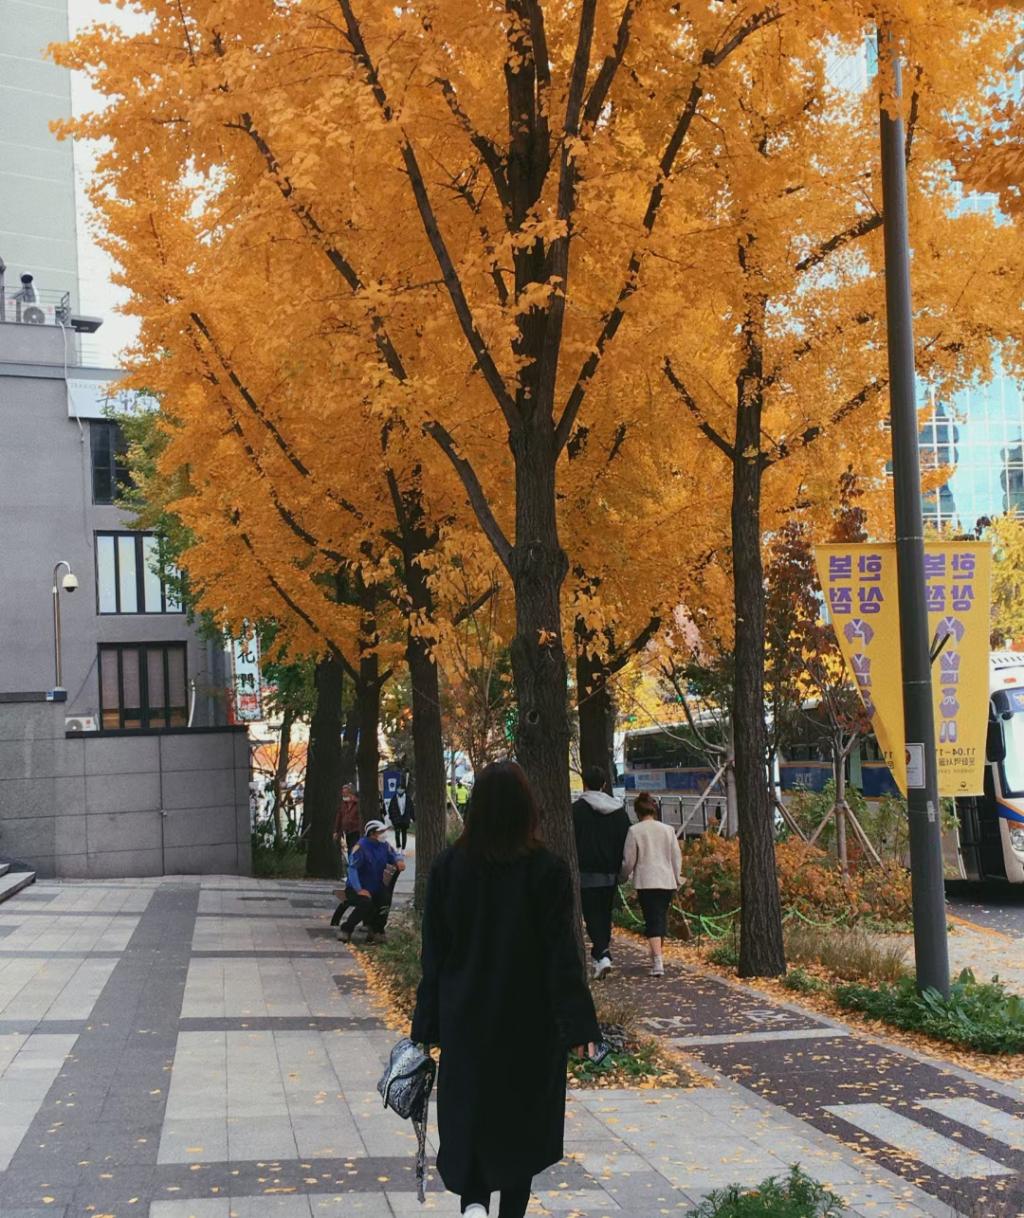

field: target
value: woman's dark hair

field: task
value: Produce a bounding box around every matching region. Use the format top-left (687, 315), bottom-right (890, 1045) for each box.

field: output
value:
top-left (457, 760), bottom-right (541, 862)
top-left (634, 792), bottom-right (660, 819)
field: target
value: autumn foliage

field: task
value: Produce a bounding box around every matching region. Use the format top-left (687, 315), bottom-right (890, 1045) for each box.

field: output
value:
top-left (53, 0), bottom-right (1024, 971)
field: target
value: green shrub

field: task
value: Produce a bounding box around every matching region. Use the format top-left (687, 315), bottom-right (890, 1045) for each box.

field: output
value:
top-left (709, 941), bottom-right (740, 969)
top-left (692, 1165), bottom-right (846, 1217)
top-left (835, 969), bottom-right (1024, 1055)
top-left (783, 967), bottom-right (827, 995)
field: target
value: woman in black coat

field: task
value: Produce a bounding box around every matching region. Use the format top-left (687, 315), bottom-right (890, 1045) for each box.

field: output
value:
top-left (411, 760), bottom-right (600, 1218)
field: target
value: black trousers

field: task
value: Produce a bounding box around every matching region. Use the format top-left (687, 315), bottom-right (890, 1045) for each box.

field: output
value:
top-left (637, 888), bottom-right (673, 939)
top-left (345, 829), bottom-right (361, 854)
top-left (393, 824), bottom-right (408, 850)
top-left (580, 885), bottom-right (615, 961)
top-left (340, 886), bottom-right (391, 934)
top-left (460, 1160), bottom-right (532, 1217)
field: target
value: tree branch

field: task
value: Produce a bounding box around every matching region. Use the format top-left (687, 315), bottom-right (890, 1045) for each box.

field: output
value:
top-left (433, 76), bottom-right (510, 211)
top-left (761, 376), bottom-right (887, 468)
top-left (423, 419), bottom-right (513, 572)
top-left (582, 0), bottom-right (637, 127)
top-left (554, 6), bottom-right (780, 453)
top-left (337, 0), bottom-right (519, 429)
top-left (606, 614), bottom-right (662, 678)
top-left (663, 358), bottom-right (736, 461)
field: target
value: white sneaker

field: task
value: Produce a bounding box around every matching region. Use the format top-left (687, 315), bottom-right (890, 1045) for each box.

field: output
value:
top-left (650, 957), bottom-right (664, 977)
top-left (593, 956), bottom-right (612, 981)
top-left (463, 1206), bottom-right (488, 1218)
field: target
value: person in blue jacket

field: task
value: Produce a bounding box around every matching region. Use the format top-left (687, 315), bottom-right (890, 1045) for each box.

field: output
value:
top-left (337, 820), bottom-right (405, 943)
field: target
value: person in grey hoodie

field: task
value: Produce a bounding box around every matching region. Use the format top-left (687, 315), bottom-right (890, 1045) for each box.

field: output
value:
top-left (571, 766), bottom-right (631, 979)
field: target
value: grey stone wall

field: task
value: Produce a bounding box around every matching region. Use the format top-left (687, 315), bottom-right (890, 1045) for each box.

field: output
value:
top-left (0, 700), bottom-right (251, 878)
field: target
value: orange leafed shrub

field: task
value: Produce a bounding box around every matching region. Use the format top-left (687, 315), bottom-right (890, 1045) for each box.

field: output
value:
top-left (676, 834), bottom-right (911, 925)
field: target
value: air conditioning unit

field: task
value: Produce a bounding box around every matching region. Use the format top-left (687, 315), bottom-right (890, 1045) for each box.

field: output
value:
top-left (65, 715), bottom-right (98, 733)
top-left (15, 302), bottom-right (56, 326)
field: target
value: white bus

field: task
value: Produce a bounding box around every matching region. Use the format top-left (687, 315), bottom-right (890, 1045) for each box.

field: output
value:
top-left (957, 651), bottom-right (1024, 883)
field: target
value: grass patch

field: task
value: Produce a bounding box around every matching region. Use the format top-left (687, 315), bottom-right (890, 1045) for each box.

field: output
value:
top-left (692, 1165), bottom-right (846, 1216)
top-left (835, 969), bottom-right (1024, 1055)
top-left (784, 924), bottom-right (908, 985)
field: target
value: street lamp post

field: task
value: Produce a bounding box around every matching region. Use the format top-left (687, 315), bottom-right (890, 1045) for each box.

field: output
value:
top-left (49, 560), bottom-right (78, 703)
top-left (876, 30), bottom-right (950, 997)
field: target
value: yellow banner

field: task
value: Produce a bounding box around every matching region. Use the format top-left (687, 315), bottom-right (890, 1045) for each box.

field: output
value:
top-left (814, 542), bottom-right (991, 797)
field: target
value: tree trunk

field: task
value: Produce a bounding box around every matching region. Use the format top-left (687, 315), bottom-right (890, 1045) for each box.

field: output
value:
top-left (731, 392), bottom-right (786, 978)
top-left (305, 655), bottom-right (344, 879)
top-left (271, 706), bottom-right (294, 848)
top-left (355, 651), bottom-right (382, 828)
top-left (575, 642), bottom-right (615, 788)
top-left (509, 431), bottom-right (574, 864)
top-left (724, 758), bottom-right (740, 837)
top-left (408, 630), bottom-right (446, 910)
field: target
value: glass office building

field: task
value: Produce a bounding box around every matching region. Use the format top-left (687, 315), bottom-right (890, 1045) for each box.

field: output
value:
top-left (920, 372), bottom-right (1024, 530)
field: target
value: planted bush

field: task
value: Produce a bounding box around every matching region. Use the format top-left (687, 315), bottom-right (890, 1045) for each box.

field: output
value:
top-left (676, 836), bottom-right (911, 927)
top-left (835, 970), bottom-right (1024, 1055)
top-left (692, 1165), bottom-right (846, 1217)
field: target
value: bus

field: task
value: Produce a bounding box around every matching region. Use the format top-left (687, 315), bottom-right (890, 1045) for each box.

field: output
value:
top-left (958, 651), bottom-right (1024, 883)
top-left (619, 652), bottom-right (1024, 883)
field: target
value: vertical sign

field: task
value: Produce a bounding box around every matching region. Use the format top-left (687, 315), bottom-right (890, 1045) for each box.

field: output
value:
top-left (231, 634), bottom-right (263, 722)
top-left (815, 542), bottom-right (991, 797)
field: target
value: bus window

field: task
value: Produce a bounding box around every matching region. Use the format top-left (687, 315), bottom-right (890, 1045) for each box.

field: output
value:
top-left (993, 690), bottom-right (1024, 798)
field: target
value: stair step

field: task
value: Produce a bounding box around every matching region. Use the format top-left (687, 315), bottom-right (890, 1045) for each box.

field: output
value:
top-left (0, 863), bottom-right (9, 878)
top-left (0, 870), bottom-right (35, 904)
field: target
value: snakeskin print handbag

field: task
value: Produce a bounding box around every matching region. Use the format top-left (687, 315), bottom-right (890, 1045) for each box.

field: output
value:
top-left (377, 1037), bottom-right (436, 1203)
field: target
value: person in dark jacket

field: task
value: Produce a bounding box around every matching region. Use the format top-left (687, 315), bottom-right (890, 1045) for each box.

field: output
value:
top-left (411, 760), bottom-right (599, 1218)
top-left (337, 820), bottom-right (405, 943)
top-left (572, 765), bottom-right (630, 980)
top-left (387, 787), bottom-right (415, 851)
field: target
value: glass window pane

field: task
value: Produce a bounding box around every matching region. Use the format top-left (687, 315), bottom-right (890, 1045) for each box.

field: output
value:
top-left (168, 647), bottom-right (187, 707)
top-left (96, 537), bottom-right (117, 613)
top-left (91, 423), bottom-right (113, 504)
top-left (121, 648), bottom-right (141, 711)
top-left (117, 536), bottom-right (138, 613)
top-left (99, 648), bottom-right (120, 720)
top-left (142, 536), bottom-right (163, 613)
top-left (146, 647), bottom-right (166, 714)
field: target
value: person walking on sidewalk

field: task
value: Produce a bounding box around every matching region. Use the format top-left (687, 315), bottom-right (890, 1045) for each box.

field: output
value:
top-left (334, 783), bottom-right (362, 861)
top-left (620, 791), bottom-right (682, 977)
top-left (411, 760), bottom-right (599, 1218)
top-left (572, 765), bottom-right (630, 980)
top-left (387, 786), bottom-right (414, 851)
top-left (337, 820), bottom-right (405, 943)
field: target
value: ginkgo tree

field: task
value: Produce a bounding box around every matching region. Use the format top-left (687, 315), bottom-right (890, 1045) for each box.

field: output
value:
top-left (57, 0), bottom-right (1024, 974)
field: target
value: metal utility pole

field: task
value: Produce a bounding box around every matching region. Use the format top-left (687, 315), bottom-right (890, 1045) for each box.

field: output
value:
top-left (876, 30), bottom-right (950, 997)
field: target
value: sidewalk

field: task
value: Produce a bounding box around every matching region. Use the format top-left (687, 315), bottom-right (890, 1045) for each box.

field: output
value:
top-left (0, 865), bottom-right (969, 1218)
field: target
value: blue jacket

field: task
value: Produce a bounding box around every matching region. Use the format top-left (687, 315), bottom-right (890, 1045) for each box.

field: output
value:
top-left (347, 835), bottom-right (401, 895)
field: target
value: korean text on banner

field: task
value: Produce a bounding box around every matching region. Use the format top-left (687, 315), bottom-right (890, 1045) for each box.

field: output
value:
top-left (925, 542), bottom-right (992, 796)
top-left (815, 543), bottom-right (991, 798)
top-left (815, 544), bottom-right (906, 792)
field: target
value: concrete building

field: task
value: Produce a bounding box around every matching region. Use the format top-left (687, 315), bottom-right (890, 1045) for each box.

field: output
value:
top-left (0, 310), bottom-right (252, 879)
top-left (0, 0), bottom-right (251, 879)
top-left (0, 0), bottom-right (79, 309)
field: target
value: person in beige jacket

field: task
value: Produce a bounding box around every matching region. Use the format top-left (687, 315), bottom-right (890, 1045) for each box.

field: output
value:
top-left (619, 792), bottom-right (683, 976)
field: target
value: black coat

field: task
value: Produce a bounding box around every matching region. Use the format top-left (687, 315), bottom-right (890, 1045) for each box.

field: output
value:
top-left (387, 792), bottom-right (414, 828)
top-left (571, 795), bottom-right (630, 879)
top-left (411, 845), bottom-right (600, 1194)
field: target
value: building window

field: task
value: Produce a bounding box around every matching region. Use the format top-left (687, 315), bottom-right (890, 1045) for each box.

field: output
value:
top-left (99, 643), bottom-right (188, 730)
top-left (95, 533), bottom-right (183, 614)
top-left (90, 420), bottom-right (130, 505)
